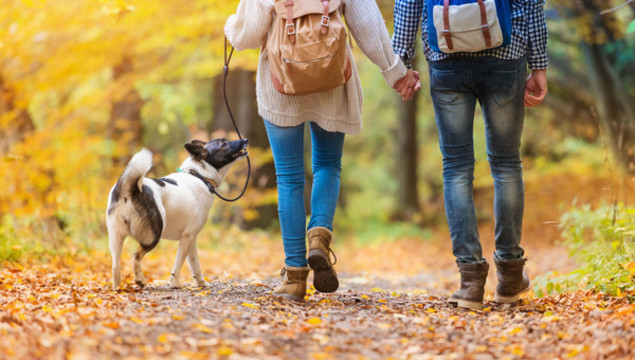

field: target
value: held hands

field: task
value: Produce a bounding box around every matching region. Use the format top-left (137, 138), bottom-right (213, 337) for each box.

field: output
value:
top-left (525, 69), bottom-right (548, 107)
top-left (393, 69), bottom-right (421, 101)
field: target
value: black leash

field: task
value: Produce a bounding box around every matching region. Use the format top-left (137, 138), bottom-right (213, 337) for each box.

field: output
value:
top-left (194, 37), bottom-right (251, 202)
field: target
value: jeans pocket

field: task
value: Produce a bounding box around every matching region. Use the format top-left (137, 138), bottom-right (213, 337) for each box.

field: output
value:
top-left (430, 68), bottom-right (460, 105)
top-left (487, 69), bottom-right (520, 106)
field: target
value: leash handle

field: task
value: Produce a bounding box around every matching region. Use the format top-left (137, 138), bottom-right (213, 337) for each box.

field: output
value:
top-left (213, 37), bottom-right (251, 203)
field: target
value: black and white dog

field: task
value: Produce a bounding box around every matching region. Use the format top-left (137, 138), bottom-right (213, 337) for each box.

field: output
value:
top-left (106, 139), bottom-right (248, 290)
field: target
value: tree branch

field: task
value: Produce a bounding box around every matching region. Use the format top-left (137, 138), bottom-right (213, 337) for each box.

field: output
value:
top-left (600, 0), bottom-right (634, 15)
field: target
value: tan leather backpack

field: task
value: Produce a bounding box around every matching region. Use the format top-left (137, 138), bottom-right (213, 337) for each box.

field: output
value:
top-left (267, 0), bottom-right (352, 96)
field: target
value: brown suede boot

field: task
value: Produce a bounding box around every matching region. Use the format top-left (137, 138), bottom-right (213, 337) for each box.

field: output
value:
top-left (307, 227), bottom-right (339, 293)
top-left (448, 261), bottom-right (489, 310)
top-left (494, 257), bottom-right (530, 303)
top-left (272, 266), bottom-right (310, 302)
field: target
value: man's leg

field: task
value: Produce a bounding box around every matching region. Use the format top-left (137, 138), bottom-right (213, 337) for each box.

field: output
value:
top-left (429, 60), bottom-right (483, 263)
top-left (477, 57), bottom-right (531, 303)
top-left (430, 60), bottom-right (490, 310)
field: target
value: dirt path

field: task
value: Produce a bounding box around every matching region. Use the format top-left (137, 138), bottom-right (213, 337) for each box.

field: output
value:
top-left (1, 253), bottom-right (634, 360)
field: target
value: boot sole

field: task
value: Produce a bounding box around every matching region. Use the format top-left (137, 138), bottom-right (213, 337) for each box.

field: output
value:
top-left (494, 284), bottom-right (531, 304)
top-left (308, 249), bottom-right (339, 293)
top-left (272, 292), bottom-right (305, 303)
top-left (448, 297), bottom-right (484, 311)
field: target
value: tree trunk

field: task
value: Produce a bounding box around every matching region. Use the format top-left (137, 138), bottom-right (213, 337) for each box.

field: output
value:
top-left (581, 42), bottom-right (635, 172)
top-left (393, 94), bottom-right (420, 220)
top-left (0, 74), bottom-right (35, 154)
top-left (108, 57), bottom-right (143, 164)
top-left (574, 0), bottom-right (635, 172)
top-left (213, 69), bottom-right (277, 229)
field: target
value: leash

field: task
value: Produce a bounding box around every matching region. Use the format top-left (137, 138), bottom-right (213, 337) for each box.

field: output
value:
top-left (194, 38), bottom-right (251, 203)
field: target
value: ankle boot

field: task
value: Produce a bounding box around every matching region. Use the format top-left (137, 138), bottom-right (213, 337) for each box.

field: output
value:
top-left (494, 257), bottom-right (530, 303)
top-left (307, 227), bottom-right (339, 293)
top-left (448, 261), bottom-right (489, 310)
top-left (273, 265), bottom-right (310, 302)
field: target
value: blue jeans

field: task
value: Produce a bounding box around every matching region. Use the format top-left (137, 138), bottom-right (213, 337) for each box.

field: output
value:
top-left (429, 57), bottom-right (527, 264)
top-left (263, 120), bottom-right (345, 267)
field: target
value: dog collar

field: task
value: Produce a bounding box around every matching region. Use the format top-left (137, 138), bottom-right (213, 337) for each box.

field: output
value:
top-left (185, 169), bottom-right (218, 195)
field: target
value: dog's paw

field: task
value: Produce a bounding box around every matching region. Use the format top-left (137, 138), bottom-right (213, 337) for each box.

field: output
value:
top-left (195, 279), bottom-right (209, 288)
top-left (135, 279), bottom-right (146, 287)
top-left (169, 277), bottom-right (183, 289)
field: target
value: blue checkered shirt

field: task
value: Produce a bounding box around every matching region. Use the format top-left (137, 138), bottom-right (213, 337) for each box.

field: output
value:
top-left (393, 0), bottom-right (549, 69)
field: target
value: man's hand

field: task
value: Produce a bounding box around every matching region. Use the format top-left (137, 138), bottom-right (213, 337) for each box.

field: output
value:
top-left (393, 69), bottom-right (421, 101)
top-left (524, 69), bottom-right (548, 107)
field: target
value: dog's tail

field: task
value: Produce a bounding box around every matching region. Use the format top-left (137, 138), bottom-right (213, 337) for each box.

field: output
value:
top-left (119, 148), bottom-right (153, 195)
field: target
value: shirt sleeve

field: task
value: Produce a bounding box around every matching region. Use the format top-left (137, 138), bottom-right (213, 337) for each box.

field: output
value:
top-left (224, 0), bottom-right (274, 51)
top-left (343, 0), bottom-right (407, 87)
top-left (525, 0), bottom-right (548, 69)
top-left (392, 0), bottom-right (424, 69)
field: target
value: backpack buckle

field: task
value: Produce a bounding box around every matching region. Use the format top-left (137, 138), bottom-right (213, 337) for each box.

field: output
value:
top-left (286, 23), bottom-right (296, 36)
top-left (321, 15), bottom-right (330, 27)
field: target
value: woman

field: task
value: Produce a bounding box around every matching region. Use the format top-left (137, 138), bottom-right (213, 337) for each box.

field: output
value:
top-left (225, 0), bottom-right (419, 301)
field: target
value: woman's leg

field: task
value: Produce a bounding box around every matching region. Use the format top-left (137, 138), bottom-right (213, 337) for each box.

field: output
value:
top-left (306, 122), bottom-right (345, 293)
top-left (307, 122), bottom-right (345, 231)
top-left (263, 119), bottom-right (307, 267)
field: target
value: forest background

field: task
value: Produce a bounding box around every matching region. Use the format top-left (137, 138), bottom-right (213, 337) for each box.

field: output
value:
top-left (0, 0), bottom-right (634, 298)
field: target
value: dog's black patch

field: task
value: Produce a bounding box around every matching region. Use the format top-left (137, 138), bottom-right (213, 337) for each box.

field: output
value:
top-left (160, 178), bottom-right (178, 186)
top-left (150, 178), bottom-right (166, 187)
top-left (131, 185), bottom-right (163, 251)
top-left (107, 177), bottom-right (123, 215)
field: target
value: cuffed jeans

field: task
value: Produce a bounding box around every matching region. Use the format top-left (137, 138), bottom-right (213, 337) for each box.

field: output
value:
top-left (263, 120), bottom-right (345, 267)
top-left (429, 57), bottom-right (527, 264)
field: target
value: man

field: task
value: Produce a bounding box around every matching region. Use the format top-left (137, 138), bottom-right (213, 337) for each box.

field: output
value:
top-left (393, 0), bottom-right (548, 310)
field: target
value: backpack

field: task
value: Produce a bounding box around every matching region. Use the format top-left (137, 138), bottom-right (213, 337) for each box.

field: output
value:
top-left (427, 0), bottom-right (512, 53)
top-left (267, 0), bottom-right (352, 96)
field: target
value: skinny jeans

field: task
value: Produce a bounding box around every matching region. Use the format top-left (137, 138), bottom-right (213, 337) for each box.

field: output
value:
top-left (263, 120), bottom-right (345, 267)
top-left (429, 56), bottom-right (527, 263)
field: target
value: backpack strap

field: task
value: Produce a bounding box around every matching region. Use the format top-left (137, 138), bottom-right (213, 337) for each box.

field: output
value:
top-left (477, 0), bottom-right (491, 47)
top-left (285, 0), bottom-right (296, 43)
top-left (321, 0), bottom-right (330, 34)
top-left (442, 0), bottom-right (453, 50)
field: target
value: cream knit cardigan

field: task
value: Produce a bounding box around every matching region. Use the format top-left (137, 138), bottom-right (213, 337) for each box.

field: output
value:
top-left (224, 0), bottom-right (407, 135)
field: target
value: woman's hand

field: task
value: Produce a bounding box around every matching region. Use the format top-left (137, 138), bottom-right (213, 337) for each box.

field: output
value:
top-left (393, 69), bottom-right (421, 101)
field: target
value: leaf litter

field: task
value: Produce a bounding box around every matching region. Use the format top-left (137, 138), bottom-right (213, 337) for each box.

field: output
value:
top-left (0, 238), bottom-right (634, 359)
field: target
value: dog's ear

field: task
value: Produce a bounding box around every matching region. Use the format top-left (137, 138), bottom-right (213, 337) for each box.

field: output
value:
top-left (184, 142), bottom-right (207, 161)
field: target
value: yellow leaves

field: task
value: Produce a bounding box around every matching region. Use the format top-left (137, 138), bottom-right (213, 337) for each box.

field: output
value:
top-left (507, 327), bottom-right (522, 335)
top-left (192, 323), bottom-right (213, 334)
top-left (241, 302), bottom-right (259, 309)
top-left (360, 294), bottom-right (370, 300)
top-left (217, 346), bottom-right (233, 356)
top-left (102, 321), bottom-right (120, 329)
top-left (172, 315), bottom-right (183, 321)
top-left (130, 316), bottom-right (144, 324)
top-left (307, 317), bottom-right (322, 326)
top-left (157, 333), bottom-right (169, 344)
top-left (506, 345), bottom-right (525, 357)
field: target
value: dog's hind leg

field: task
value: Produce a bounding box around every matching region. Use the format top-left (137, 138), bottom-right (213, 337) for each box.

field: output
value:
top-left (186, 242), bottom-right (206, 287)
top-left (133, 238), bottom-right (159, 287)
top-left (170, 235), bottom-right (195, 288)
top-left (109, 231), bottom-right (125, 290)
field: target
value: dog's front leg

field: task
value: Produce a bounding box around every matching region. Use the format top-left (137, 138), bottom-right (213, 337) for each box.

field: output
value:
top-left (170, 236), bottom-right (195, 288)
top-left (186, 242), bottom-right (207, 287)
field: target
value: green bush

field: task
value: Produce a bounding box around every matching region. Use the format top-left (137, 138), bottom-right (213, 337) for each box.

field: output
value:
top-left (534, 202), bottom-right (635, 298)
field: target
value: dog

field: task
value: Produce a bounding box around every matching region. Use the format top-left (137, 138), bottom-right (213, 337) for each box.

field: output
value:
top-left (106, 138), bottom-right (248, 290)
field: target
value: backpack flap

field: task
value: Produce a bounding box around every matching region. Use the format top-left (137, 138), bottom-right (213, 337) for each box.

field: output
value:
top-left (267, 0), bottom-right (351, 95)
top-left (427, 0), bottom-right (511, 53)
top-left (274, 0), bottom-right (342, 19)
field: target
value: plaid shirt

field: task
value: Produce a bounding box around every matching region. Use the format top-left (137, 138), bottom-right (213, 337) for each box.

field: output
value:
top-left (393, 0), bottom-right (549, 69)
